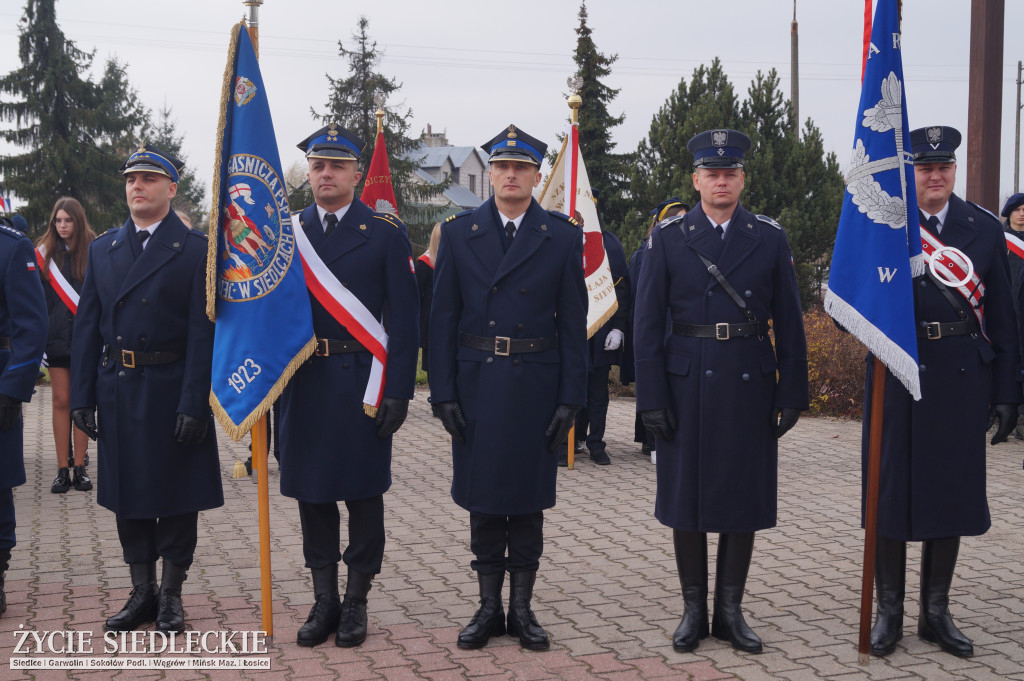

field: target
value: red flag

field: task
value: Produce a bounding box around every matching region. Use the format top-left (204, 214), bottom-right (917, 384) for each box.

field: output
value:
top-left (360, 129), bottom-right (399, 217)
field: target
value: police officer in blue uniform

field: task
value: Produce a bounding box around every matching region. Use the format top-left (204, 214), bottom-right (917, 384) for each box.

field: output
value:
top-left (865, 127), bottom-right (1020, 659)
top-left (280, 124), bottom-right (418, 648)
top-left (571, 202), bottom-right (630, 466)
top-left (0, 217), bottom-right (48, 617)
top-left (430, 124), bottom-right (588, 651)
top-left (71, 144), bottom-right (222, 634)
top-left (634, 130), bottom-right (808, 654)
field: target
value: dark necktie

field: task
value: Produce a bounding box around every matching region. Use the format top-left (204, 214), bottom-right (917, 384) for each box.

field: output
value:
top-left (324, 213), bottom-right (338, 237)
top-left (714, 224), bottom-right (725, 239)
top-left (137, 229), bottom-right (150, 249)
top-left (926, 215), bottom-right (940, 234)
top-left (505, 220), bottom-right (516, 245)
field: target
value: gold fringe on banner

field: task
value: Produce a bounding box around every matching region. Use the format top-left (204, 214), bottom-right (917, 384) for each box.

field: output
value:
top-left (536, 136), bottom-right (568, 204)
top-left (586, 299), bottom-right (618, 340)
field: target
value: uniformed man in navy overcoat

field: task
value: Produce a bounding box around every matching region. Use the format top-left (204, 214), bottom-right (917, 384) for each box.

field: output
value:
top-left (279, 125), bottom-right (418, 648)
top-left (71, 145), bottom-right (222, 634)
top-left (429, 124), bottom-right (587, 651)
top-left (864, 127), bottom-right (1021, 659)
top-left (572, 206), bottom-right (630, 466)
top-left (634, 129), bottom-right (809, 654)
top-left (0, 216), bottom-right (48, 617)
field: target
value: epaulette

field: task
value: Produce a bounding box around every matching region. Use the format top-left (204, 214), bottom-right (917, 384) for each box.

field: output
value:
top-left (372, 212), bottom-right (403, 229)
top-left (0, 223), bottom-right (26, 240)
top-left (756, 214), bottom-right (782, 230)
top-left (657, 214), bottom-right (686, 230)
top-left (96, 227), bottom-right (119, 240)
top-left (445, 210), bottom-right (472, 224)
top-left (966, 200), bottom-right (1000, 223)
top-left (187, 229), bottom-right (208, 240)
top-left (547, 210), bottom-right (578, 226)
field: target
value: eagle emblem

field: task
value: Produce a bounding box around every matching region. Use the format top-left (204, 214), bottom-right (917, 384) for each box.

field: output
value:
top-left (712, 130), bottom-right (728, 147)
top-left (926, 127), bottom-right (942, 144)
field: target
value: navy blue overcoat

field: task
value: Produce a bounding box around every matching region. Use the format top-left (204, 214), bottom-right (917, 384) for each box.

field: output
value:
top-left (634, 203), bottom-right (809, 532)
top-left (0, 225), bottom-right (48, 489)
top-left (278, 201), bottom-right (419, 503)
top-left (70, 211), bottom-right (222, 518)
top-left (862, 195), bottom-right (1021, 541)
top-left (619, 241), bottom-right (648, 385)
top-left (429, 198), bottom-right (588, 515)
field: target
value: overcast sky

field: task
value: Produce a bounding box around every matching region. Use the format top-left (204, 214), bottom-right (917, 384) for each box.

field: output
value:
top-left (2, 0), bottom-right (1023, 211)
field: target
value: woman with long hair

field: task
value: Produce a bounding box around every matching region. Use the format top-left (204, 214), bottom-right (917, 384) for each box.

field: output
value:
top-left (37, 197), bottom-right (96, 493)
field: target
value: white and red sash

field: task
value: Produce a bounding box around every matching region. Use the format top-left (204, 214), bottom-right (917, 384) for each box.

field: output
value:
top-left (1006, 229), bottom-right (1024, 262)
top-left (918, 225), bottom-right (987, 340)
top-left (291, 216), bottom-right (388, 416)
top-left (35, 247), bottom-right (79, 314)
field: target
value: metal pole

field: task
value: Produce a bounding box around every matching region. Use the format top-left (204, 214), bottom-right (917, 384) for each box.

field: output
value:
top-left (1015, 60), bottom-right (1021, 193)
top-left (791, 0), bottom-right (799, 136)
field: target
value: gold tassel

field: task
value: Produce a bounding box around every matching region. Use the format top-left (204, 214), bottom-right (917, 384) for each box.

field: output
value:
top-left (232, 460), bottom-right (249, 478)
top-left (363, 403), bottom-right (378, 418)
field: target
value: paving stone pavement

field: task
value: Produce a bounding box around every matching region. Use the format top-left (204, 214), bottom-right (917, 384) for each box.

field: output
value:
top-left (1, 385), bottom-right (1022, 681)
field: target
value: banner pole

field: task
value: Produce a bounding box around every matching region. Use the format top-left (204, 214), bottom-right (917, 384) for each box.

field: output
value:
top-left (566, 80), bottom-right (583, 471)
top-left (858, 355), bottom-right (886, 663)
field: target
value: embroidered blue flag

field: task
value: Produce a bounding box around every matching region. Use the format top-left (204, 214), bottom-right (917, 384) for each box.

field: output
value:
top-left (206, 22), bottom-right (315, 439)
top-left (825, 0), bottom-right (921, 400)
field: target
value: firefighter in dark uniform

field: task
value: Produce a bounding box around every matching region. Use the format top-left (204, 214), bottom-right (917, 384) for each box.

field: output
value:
top-left (865, 127), bottom-right (1021, 659)
top-left (571, 200), bottom-right (630, 466)
top-left (279, 125), bottom-right (418, 648)
top-left (0, 217), bottom-right (48, 617)
top-left (429, 124), bottom-right (588, 651)
top-left (634, 129), bottom-right (808, 654)
top-left (71, 145), bottom-right (222, 634)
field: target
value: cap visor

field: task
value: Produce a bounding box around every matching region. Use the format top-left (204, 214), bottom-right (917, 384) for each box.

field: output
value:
top-left (488, 151), bottom-right (540, 166)
top-left (121, 162), bottom-right (173, 178)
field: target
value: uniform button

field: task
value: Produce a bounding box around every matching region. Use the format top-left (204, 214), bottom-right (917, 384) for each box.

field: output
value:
top-left (513, 359), bottom-right (520, 366)
top-left (139, 336), bottom-right (147, 344)
top-left (705, 370), bottom-right (713, 377)
top-left (707, 291), bottom-right (713, 297)
top-left (488, 321), bottom-right (496, 328)
top-left (117, 301), bottom-right (124, 307)
top-left (516, 323), bottom-right (524, 331)
top-left (742, 373), bottom-right (750, 381)
top-left (919, 364), bottom-right (926, 371)
top-left (491, 286), bottom-right (498, 294)
top-left (960, 368), bottom-right (966, 374)
top-left (116, 336), bottom-right (123, 343)
top-left (342, 363), bottom-right (350, 369)
top-left (486, 357), bottom-right (494, 364)
top-left (141, 298), bottom-right (148, 305)
top-left (118, 370), bottom-right (125, 377)
top-left (919, 280), bottom-right (927, 287)
top-left (520, 288), bottom-right (527, 294)
top-left (744, 290), bottom-right (752, 298)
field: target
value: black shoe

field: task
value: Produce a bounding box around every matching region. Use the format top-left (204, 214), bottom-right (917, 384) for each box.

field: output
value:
top-left (335, 569), bottom-right (372, 648)
top-left (711, 533), bottom-right (762, 653)
top-left (156, 562), bottom-right (187, 633)
top-left (558, 451), bottom-right (568, 467)
top-left (297, 565), bottom-right (341, 647)
top-left (0, 548), bottom-right (10, 617)
top-left (51, 468), bottom-right (71, 494)
top-left (589, 450), bottom-right (610, 465)
top-left (507, 571), bottom-right (549, 651)
top-left (672, 531), bottom-right (709, 652)
top-left (574, 440), bottom-right (586, 453)
top-left (870, 536), bottom-right (905, 657)
top-left (642, 443), bottom-right (651, 457)
top-left (458, 572), bottom-right (505, 649)
top-left (72, 466), bottom-right (92, 491)
top-left (918, 538), bottom-right (973, 658)
top-left (105, 563), bottom-right (158, 631)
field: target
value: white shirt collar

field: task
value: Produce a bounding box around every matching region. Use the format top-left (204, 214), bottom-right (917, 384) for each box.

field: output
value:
top-left (497, 210), bottom-right (525, 235)
top-left (922, 202), bottom-right (950, 231)
top-left (316, 203), bottom-right (352, 231)
top-left (714, 218), bottom-right (732, 234)
top-left (134, 220), bottom-right (162, 247)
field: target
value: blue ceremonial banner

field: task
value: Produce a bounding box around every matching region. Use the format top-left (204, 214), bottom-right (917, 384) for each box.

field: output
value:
top-left (824, 0), bottom-right (922, 400)
top-left (206, 22), bottom-right (315, 440)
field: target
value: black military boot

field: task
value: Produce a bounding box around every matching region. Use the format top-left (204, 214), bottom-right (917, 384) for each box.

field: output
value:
top-left (105, 563), bottom-right (158, 631)
top-left (672, 530), bottom-right (709, 652)
top-left (507, 571), bottom-right (549, 650)
top-left (711, 532), bottom-right (762, 653)
top-left (296, 564), bottom-right (341, 647)
top-left (870, 535), bottom-right (906, 656)
top-left (335, 568), bottom-right (372, 647)
top-left (457, 572), bottom-right (506, 649)
top-left (0, 548), bottom-right (10, 616)
top-left (156, 562), bottom-right (187, 633)
top-left (918, 537), bottom-right (973, 658)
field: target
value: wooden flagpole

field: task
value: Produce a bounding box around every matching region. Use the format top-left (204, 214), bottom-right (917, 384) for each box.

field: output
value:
top-left (243, 0), bottom-right (274, 646)
top-left (566, 81), bottom-right (583, 470)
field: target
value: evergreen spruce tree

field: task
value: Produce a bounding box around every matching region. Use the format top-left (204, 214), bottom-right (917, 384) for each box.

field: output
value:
top-left (0, 0), bottom-right (147, 233)
top-left (150, 104), bottom-right (207, 230)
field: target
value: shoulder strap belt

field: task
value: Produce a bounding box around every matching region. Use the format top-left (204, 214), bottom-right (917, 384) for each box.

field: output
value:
top-left (696, 253), bottom-right (757, 322)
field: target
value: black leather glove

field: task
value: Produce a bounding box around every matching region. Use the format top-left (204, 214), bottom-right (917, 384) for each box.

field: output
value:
top-left (640, 409), bottom-right (677, 442)
top-left (545, 404), bottom-right (580, 452)
top-left (990, 403), bottom-right (1016, 445)
top-left (375, 397), bottom-right (409, 438)
top-left (71, 406), bottom-right (99, 440)
top-left (432, 401), bottom-right (467, 444)
top-left (175, 413), bottom-right (208, 446)
top-left (774, 408), bottom-right (801, 439)
top-left (0, 395), bottom-right (22, 432)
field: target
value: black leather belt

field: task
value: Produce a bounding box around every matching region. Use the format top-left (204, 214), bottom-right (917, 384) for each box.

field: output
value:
top-left (917, 321), bottom-right (972, 340)
top-left (671, 321), bottom-right (769, 340)
top-left (109, 348), bottom-right (181, 368)
top-left (0, 337), bottom-right (9, 350)
top-left (314, 337), bottom-right (365, 356)
top-left (459, 332), bottom-right (555, 356)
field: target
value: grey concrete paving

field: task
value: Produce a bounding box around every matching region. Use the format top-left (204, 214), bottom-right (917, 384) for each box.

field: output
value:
top-left (0, 385), bottom-right (1022, 680)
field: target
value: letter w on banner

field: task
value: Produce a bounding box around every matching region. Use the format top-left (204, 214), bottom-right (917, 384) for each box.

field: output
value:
top-left (538, 124), bottom-right (616, 338)
top-left (206, 22), bottom-right (316, 440)
top-left (824, 0), bottom-right (922, 400)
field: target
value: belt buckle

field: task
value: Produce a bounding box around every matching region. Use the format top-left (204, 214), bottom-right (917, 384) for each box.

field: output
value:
top-left (494, 336), bottom-right (511, 357)
top-left (315, 338), bottom-right (330, 356)
top-left (715, 323), bottom-right (730, 340)
top-left (925, 322), bottom-right (941, 340)
top-left (121, 350), bottom-right (136, 368)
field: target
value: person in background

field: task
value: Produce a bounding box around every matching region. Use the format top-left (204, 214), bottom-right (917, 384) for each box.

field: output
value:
top-left (415, 223), bottom-right (442, 380)
top-left (1001, 192), bottom-right (1024, 439)
top-left (37, 197), bottom-right (96, 493)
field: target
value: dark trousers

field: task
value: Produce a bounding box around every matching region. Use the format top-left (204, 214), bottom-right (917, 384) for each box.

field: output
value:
top-left (469, 511), bottom-right (543, 575)
top-left (297, 495), bottom-right (385, 574)
top-left (0, 488), bottom-right (14, 550)
top-left (115, 512), bottom-right (199, 568)
top-left (574, 365), bottom-right (611, 453)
